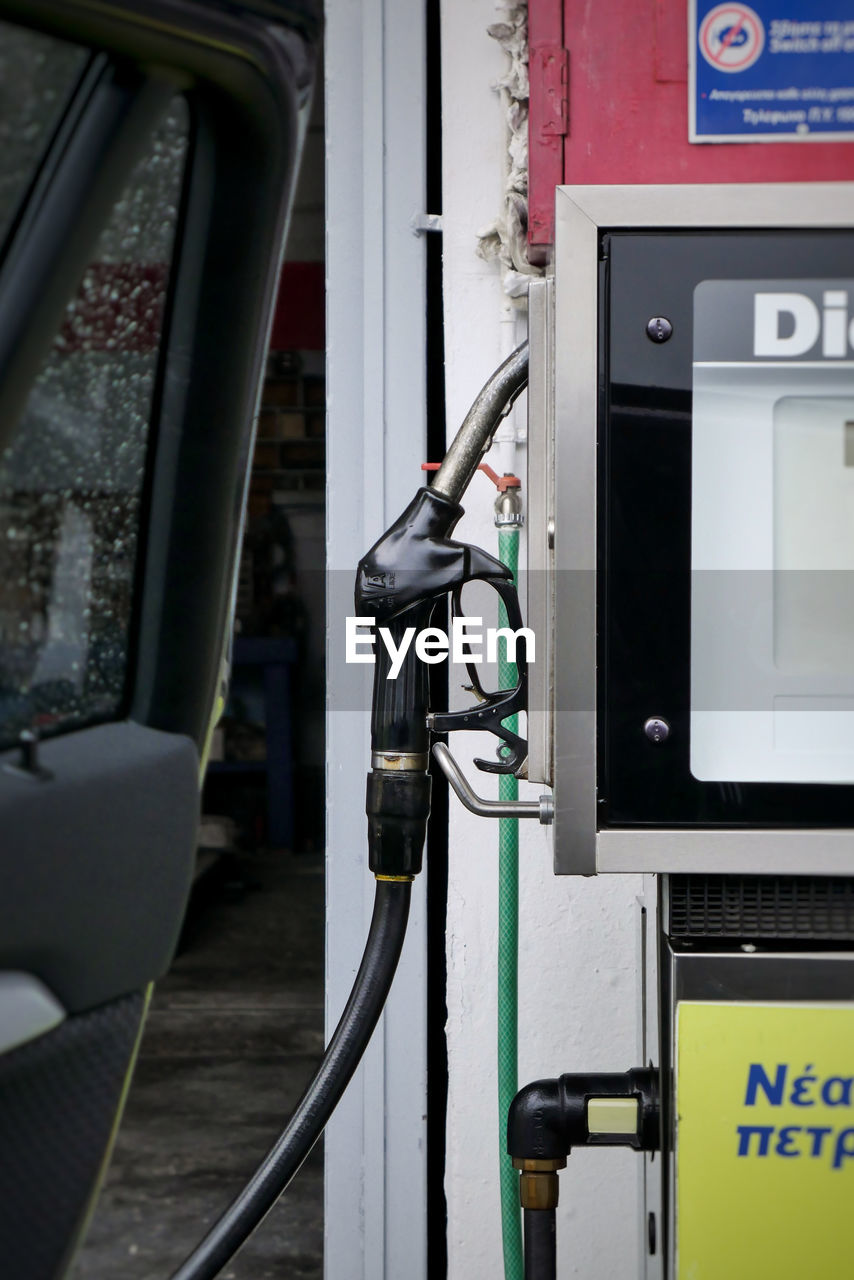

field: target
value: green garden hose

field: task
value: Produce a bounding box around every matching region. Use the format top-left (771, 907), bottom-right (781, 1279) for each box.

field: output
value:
top-left (497, 524), bottom-right (523, 1280)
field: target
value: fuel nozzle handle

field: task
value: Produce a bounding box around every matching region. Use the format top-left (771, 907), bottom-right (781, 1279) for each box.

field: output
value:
top-left (357, 486), bottom-right (510, 878)
top-left (356, 341), bottom-right (529, 880)
top-left (365, 607), bottom-right (433, 880)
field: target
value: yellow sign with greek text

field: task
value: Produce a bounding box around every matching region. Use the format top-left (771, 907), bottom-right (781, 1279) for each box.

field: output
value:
top-left (677, 1001), bottom-right (854, 1279)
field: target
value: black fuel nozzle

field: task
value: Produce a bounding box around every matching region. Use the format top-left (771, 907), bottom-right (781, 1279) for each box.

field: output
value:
top-left (356, 487), bottom-right (513, 878)
top-left (355, 342), bottom-right (529, 881)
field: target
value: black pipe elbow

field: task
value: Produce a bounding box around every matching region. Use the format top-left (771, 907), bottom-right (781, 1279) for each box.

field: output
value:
top-left (508, 1069), bottom-right (660, 1161)
top-left (507, 1078), bottom-right (569, 1162)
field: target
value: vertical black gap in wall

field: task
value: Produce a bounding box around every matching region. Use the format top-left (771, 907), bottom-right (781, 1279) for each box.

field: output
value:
top-left (424, 0), bottom-right (448, 1273)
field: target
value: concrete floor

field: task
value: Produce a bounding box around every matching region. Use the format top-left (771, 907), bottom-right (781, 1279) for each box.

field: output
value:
top-left (71, 848), bottom-right (325, 1280)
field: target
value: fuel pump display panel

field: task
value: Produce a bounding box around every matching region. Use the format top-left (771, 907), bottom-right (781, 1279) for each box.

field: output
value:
top-left (692, 281), bottom-right (854, 783)
top-left (601, 231), bottom-right (854, 830)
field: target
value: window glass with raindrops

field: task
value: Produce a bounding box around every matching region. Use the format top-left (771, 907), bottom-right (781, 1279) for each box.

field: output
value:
top-left (0, 60), bottom-right (188, 747)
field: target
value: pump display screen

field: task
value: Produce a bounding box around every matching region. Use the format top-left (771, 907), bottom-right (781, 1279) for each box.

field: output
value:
top-left (599, 230), bottom-right (854, 829)
top-left (691, 280), bottom-right (854, 782)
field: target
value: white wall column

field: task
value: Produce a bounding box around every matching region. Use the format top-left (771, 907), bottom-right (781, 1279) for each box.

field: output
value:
top-left (440, 3), bottom-right (647, 1277)
top-left (324, 0), bottom-right (428, 1276)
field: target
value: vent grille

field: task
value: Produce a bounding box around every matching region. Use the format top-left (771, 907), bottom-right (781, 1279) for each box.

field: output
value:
top-left (669, 875), bottom-right (854, 940)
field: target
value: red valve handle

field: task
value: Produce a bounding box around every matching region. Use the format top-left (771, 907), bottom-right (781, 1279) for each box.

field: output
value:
top-left (421, 462), bottom-right (520, 492)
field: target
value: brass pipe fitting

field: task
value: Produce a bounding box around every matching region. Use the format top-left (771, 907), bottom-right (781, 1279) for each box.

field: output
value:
top-left (512, 1156), bottom-right (566, 1210)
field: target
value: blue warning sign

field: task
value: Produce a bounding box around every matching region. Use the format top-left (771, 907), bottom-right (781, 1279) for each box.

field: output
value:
top-left (690, 0), bottom-right (854, 142)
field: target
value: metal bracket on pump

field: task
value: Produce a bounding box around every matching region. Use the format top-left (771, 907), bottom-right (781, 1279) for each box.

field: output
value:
top-left (432, 742), bottom-right (552, 822)
top-left (355, 341), bottom-right (554, 839)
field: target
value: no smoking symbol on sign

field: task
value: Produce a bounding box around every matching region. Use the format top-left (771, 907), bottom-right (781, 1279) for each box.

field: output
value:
top-left (699, 3), bottom-right (765, 72)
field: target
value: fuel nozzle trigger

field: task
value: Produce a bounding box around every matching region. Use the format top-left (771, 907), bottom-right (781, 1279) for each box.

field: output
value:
top-left (428, 577), bottom-right (528, 776)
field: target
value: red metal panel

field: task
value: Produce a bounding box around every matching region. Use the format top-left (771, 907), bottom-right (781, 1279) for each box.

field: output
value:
top-left (270, 261), bottom-right (325, 351)
top-left (528, 0), bottom-right (566, 261)
top-left (48, 260), bottom-right (326, 354)
top-left (526, 0), bottom-right (854, 256)
top-left (562, 0), bottom-right (854, 183)
top-left (655, 0), bottom-right (687, 83)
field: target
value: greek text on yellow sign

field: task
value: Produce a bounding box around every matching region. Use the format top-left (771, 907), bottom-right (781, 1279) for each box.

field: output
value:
top-left (677, 1001), bottom-right (854, 1279)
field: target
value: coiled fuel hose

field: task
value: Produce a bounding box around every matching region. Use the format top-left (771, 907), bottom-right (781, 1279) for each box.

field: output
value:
top-left (170, 880), bottom-right (411, 1280)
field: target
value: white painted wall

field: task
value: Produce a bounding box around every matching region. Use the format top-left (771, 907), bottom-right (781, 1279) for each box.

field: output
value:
top-left (440, 4), bottom-right (648, 1276)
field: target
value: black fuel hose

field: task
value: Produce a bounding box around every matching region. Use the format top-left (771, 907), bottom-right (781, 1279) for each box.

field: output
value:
top-left (169, 878), bottom-right (412, 1280)
top-left (523, 1208), bottom-right (557, 1280)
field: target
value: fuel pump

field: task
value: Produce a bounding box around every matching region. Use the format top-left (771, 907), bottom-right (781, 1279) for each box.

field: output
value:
top-left (516, 180), bottom-right (854, 1280)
